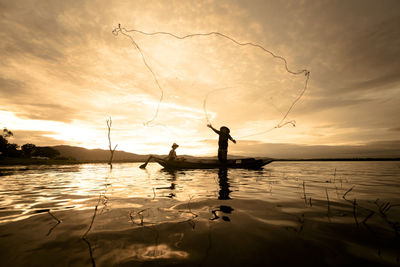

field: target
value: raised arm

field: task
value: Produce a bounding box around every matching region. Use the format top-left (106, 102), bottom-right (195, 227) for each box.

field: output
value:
top-left (207, 124), bottom-right (220, 135)
top-left (228, 135), bottom-right (237, 144)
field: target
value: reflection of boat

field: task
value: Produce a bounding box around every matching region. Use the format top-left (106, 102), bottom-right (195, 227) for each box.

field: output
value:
top-left (153, 157), bottom-right (273, 170)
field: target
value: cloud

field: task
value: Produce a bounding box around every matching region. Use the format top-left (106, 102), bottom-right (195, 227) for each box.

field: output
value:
top-left (345, 15), bottom-right (400, 72)
top-left (348, 72), bottom-right (400, 92)
top-left (12, 104), bottom-right (77, 122)
top-left (0, 0), bottom-right (399, 154)
top-left (296, 96), bottom-right (374, 114)
top-left (0, 77), bottom-right (26, 96)
top-left (230, 139), bottom-right (400, 158)
top-left (0, 76), bottom-right (79, 122)
top-left (8, 130), bottom-right (68, 146)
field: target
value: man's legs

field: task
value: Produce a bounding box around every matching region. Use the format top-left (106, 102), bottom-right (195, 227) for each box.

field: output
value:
top-left (218, 149), bottom-right (227, 163)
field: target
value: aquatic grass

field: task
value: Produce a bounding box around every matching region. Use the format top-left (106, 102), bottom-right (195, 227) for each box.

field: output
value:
top-left (339, 184), bottom-right (400, 236)
top-left (296, 213), bottom-right (305, 233)
top-left (292, 173), bottom-right (399, 263)
top-left (362, 211), bottom-right (375, 226)
top-left (300, 176), bottom-right (386, 232)
top-left (286, 213), bottom-right (305, 233)
top-left (302, 181), bottom-right (312, 207)
top-left (352, 199), bottom-right (359, 227)
top-left (302, 181), bottom-right (307, 206)
top-left (325, 188), bottom-right (331, 220)
top-left (374, 199), bottom-right (400, 236)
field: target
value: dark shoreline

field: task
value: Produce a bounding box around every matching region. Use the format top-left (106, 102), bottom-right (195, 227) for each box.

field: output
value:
top-left (0, 157), bottom-right (145, 166)
top-left (273, 158), bottom-right (400, 161)
top-left (1, 156), bottom-right (399, 166)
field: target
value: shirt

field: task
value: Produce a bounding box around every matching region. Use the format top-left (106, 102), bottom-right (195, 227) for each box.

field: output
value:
top-left (218, 132), bottom-right (231, 149)
top-left (168, 149), bottom-right (177, 160)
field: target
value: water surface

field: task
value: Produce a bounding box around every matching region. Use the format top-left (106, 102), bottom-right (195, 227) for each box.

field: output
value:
top-left (0, 161), bottom-right (399, 266)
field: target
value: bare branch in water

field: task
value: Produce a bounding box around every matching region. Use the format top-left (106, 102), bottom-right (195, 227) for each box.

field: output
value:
top-left (46, 221), bottom-right (61, 236)
top-left (82, 195), bottom-right (101, 238)
top-left (48, 210), bottom-right (61, 223)
top-left (106, 117), bottom-right (118, 169)
top-left (343, 186), bottom-right (355, 201)
top-left (130, 209), bottom-right (146, 226)
top-left (82, 237), bottom-right (96, 267)
top-left (33, 209), bottom-right (62, 236)
top-left (45, 210), bottom-right (62, 236)
top-left (187, 195), bottom-right (199, 219)
top-left (81, 194), bottom-right (102, 267)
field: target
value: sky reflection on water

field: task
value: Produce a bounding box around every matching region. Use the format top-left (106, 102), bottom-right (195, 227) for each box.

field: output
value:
top-left (0, 161), bottom-right (399, 224)
top-left (1, 161), bottom-right (400, 266)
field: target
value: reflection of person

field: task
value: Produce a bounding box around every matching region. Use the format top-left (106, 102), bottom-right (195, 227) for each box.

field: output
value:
top-left (209, 168), bottom-right (233, 221)
top-left (207, 124), bottom-right (236, 163)
top-left (218, 168), bottom-right (231, 200)
top-left (155, 169), bottom-right (178, 198)
top-left (166, 143), bottom-right (179, 161)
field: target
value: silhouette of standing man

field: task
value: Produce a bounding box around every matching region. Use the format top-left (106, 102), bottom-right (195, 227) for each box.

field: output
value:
top-left (207, 124), bottom-right (236, 163)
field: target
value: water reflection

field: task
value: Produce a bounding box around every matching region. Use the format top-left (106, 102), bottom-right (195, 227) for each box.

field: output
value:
top-left (210, 205), bottom-right (234, 222)
top-left (1, 162), bottom-right (400, 266)
top-left (81, 169), bottom-right (113, 267)
top-left (218, 168), bottom-right (231, 200)
top-left (156, 169), bottom-right (178, 198)
top-left (210, 168), bottom-right (234, 222)
top-left (0, 161), bottom-right (400, 224)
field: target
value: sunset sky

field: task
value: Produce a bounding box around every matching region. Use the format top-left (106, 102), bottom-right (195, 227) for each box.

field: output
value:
top-left (1, 0), bottom-right (399, 157)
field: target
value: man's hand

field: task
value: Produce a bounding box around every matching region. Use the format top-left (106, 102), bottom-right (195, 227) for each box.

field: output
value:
top-left (233, 139), bottom-right (237, 144)
top-left (207, 124), bottom-right (212, 128)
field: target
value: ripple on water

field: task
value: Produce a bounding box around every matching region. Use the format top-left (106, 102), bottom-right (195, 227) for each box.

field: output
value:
top-left (0, 161), bottom-right (399, 265)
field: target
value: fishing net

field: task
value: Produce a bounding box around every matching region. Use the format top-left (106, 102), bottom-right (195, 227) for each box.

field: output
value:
top-left (112, 24), bottom-right (310, 139)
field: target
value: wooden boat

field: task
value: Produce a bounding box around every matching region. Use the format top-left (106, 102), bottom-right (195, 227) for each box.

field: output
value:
top-left (152, 157), bottom-right (273, 170)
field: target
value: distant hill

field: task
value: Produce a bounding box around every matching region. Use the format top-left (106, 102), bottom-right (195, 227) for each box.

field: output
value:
top-left (52, 145), bottom-right (151, 162)
top-left (46, 145), bottom-right (399, 162)
top-left (52, 145), bottom-right (235, 162)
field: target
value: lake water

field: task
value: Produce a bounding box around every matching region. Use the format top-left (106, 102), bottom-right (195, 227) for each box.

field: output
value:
top-left (0, 161), bottom-right (399, 266)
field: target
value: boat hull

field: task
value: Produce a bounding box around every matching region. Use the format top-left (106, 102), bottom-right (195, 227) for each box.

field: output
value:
top-left (153, 158), bottom-right (273, 170)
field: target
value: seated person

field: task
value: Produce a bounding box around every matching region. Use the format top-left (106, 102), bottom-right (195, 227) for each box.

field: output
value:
top-left (166, 143), bottom-right (179, 161)
top-left (140, 143), bottom-right (182, 169)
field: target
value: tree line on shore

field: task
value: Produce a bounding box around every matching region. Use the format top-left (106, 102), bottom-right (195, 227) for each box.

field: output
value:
top-left (0, 128), bottom-right (65, 159)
